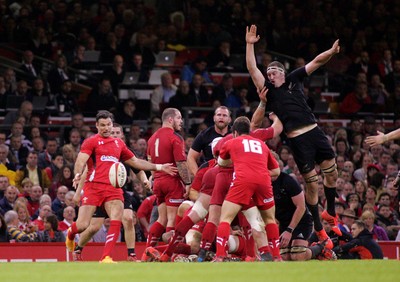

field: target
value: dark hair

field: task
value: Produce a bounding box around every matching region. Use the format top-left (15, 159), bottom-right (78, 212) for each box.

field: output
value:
top-left (232, 116), bottom-right (250, 135)
top-left (45, 214), bottom-right (59, 231)
top-left (96, 110), bottom-right (114, 122)
top-left (353, 220), bottom-right (366, 230)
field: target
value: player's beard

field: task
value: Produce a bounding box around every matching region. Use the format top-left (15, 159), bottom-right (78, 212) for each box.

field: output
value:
top-left (215, 121), bottom-right (228, 131)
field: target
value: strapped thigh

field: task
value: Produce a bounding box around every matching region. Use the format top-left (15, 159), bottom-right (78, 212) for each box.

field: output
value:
top-left (290, 245), bottom-right (307, 254)
top-left (304, 174), bottom-right (318, 184)
top-left (321, 163), bottom-right (337, 175)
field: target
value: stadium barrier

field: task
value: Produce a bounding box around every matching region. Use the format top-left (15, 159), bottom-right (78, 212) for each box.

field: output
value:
top-left (0, 241), bottom-right (398, 262)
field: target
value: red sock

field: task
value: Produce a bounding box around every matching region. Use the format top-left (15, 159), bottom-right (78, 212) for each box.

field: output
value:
top-left (165, 216), bottom-right (195, 256)
top-left (100, 220), bottom-right (121, 260)
top-left (266, 223), bottom-right (281, 258)
top-left (258, 245), bottom-right (271, 255)
top-left (166, 227), bottom-right (175, 233)
top-left (239, 216), bottom-right (255, 257)
top-left (200, 222), bottom-right (217, 250)
top-left (216, 221), bottom-right (230, 257)
top-left (233, 236), bottom-right (247, 258)
top-left (68, 222), bottom-right (78, 240)
top-left (146, 221), bottom-right (165, 247)
top-left (175, 214), bottom-right (183, 226)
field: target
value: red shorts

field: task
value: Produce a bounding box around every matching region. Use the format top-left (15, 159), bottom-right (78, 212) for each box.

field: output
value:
top-left (225, 180), bottom-right (274, 210)
top-left (153, 177), bottom-right (185, 207)
top-left (210, 167), bottom-right (233, 206)
top-left (200, 166), bottom-right (219, 196)
top-left (81, 182), bottom-right (123, 207)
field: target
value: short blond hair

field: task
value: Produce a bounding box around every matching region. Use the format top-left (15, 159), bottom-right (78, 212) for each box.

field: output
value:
top-left (361, 210), bottom-right (375, 221)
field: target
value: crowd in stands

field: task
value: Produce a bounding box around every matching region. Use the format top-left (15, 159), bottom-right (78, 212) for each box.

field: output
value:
top-left (0, 0), bottom-right (399, 255)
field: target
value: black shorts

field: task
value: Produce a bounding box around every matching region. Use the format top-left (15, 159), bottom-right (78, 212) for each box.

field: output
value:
top-left (288, 126), bottom-right (336, 174)
top-left (279, 220), bottom-right (313, 242)
top-left (123, 190), bottom-right (134, 210)
top-left (93, 206), bottom-right (107, 218)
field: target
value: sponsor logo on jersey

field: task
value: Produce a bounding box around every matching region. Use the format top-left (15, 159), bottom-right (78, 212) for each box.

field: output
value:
top-left (115, 140), bottom-right (119, 147)
top-left (82, 197), bottom-right (88, 204)
top-left (298, 233), bottom-right (304, 239)
top-left (100, 155), bottom-right (119, 162)
top-left (98, 141), bottom-right (104, 145)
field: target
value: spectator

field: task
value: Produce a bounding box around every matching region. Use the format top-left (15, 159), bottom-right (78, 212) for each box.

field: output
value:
top-left (32, 204), bottom-right (53, 231)
top-left (338, 208), bottom-right (358, 234)
top-left (5, 210), bottom-right (39, 242)
top-left (18, 50), bottom-right (41, 86)
top-left (143, 116), bottom-right (162, 141)
top-left (180, 56), bottom-right (212, 84)
top-left (51, 185), bottom-right (68, 215)
top-left (63, 112), bottom-right (85, 145)
top-left (375, 204), bottom-right (400, 240)
top-left (3, 100), bottom-right (33, 125)
top-left (44, 153), bottom-right (64, 185)
top-left (103, 54), bottom-right (125, 96)
top-left (115, 99), bottom-right (147, 125)
top-left (14, 202), bottom-right (32, 232)
top-left (211, 73), bottom-right (237, 106)
top-left (14, 152), bottom-right (51, 192)
top-left (47, 55), bottom-right (73, 95)
top-left (58, 206), bottom-right (76, 233)
top-left (360, 210), bottom-right (389, 241)
top-left (62, 144), bottom-right (77, 167)
top-left (18, 178), bottom-right (33, 199)
top-left (339, 81), bottom-right (372, 114)
top-left (38, 137), bottom-right (59, 169)
top-left (53, 80), bottom-right (79, 115)
top-left (39, 214), bottom-right (65, 242)
top-left (26, 185), bottom-right (43, 217)
top-left (50, 165), bottom-right (74, 195)
top-left (126, 53), bottom-right (150, 83)
top-left (150, 72), bottom-right (177, 117)
top-left (0, 144), bottom-right (16, 171)
top-left (0, 214), bottom-right (7, 242)
top-left (0, 186), bottom-right (18, 215)
top-left (189, 73), bottom-right (211, 106)
top-left (207, 41), bottom-right (231, 70)
top-left (85, 77), bottom-right (117, 114)
top-left (168, 80), bottom-right (197, 112)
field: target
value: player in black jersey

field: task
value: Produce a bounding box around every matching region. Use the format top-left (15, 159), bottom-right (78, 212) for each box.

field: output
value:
top-left (187, 106), bottom-right (231, 177)
top-left (246, 24), bottom-right (341, 248)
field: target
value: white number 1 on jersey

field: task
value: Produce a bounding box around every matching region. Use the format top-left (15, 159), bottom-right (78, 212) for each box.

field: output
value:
top-left (155, 138), bottom-right (159, 157)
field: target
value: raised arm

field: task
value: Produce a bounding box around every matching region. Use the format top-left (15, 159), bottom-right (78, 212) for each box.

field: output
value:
top-left (246, 25), bottom-right (266, 90)
top-left (250, 86), bottom-right (268, 130)
top-left (365, 128), bottom-right (400, 147)
top-left (305, 39), bottom-right (340, 75)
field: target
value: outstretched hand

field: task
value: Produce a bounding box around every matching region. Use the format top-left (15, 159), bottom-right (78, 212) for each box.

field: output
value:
top-left (246, 25), bottom-right (260, 44)
top-left (365, 131), bottom-right (385, 147)
top-left (161, 163), bottom-right (178, 176)
top-left (331, 39), bottom-right (340, 55)
top-left (258, 86), bottom-right (268, 102)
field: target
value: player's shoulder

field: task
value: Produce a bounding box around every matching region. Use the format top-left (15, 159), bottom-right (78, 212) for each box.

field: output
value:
top-left (173, 131), bottom-right (184, 141)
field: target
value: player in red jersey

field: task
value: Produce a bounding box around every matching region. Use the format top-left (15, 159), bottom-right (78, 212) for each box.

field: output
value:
top-left (65, 111), bottom-right (176, 263)
top-left (142, 108), bottom-right (192, 260)
top-left (70, 123), bottom-right (152, 262)
top-left (214, 116), bottom-right (281, 262)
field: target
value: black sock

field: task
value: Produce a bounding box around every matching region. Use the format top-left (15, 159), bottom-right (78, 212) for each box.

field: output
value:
top-left (307, 203), bottom-right (323, 231)
top-left (74, 245), bottom-right (84, 253)
top-left (309, 244), bottom-right (323, 259)
top-left (324, 186), bottom-right (337, 216)
top-left (128, 248), bottom-right (136, 256)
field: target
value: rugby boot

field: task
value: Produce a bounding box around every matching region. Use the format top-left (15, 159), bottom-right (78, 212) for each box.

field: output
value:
top-left (321, 210), bottom-right (342, 236)
top-left (315, 229), bottom-right (333, 250)
top-left (100, 256), bottom-right (117, 263)
top-left (72, 250), bottom-right (83, 262)
top-left (65, 227), bottom-right (75, 252)
top-left (144, 247), bottom-right (161, 262)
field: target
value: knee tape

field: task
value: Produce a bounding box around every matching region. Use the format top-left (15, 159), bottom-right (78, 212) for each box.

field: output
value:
top-left (280, 247), bottom-right (291, 255)
top-left (290, 245), bottom-right (307, 254)
top-left (321, 163), bottom-right (337, 174)
top-left (242, 208), bottom-right (265, 232)
top-left (305, 174), bottom-right (319, 184)
top-left (182, 200), bottom-right (194, 207)
top-left (228, 235), bottom-right (238, 253)
top-left (192, 201), bottom-right (208, 219)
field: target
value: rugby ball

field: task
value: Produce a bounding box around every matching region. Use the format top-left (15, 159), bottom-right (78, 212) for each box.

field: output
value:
top-left (109, 162), bottom-right (127, 188)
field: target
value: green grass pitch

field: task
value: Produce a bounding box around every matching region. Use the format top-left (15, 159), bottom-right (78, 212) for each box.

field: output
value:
top-left (0, 260), bottom-right (398, 282)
